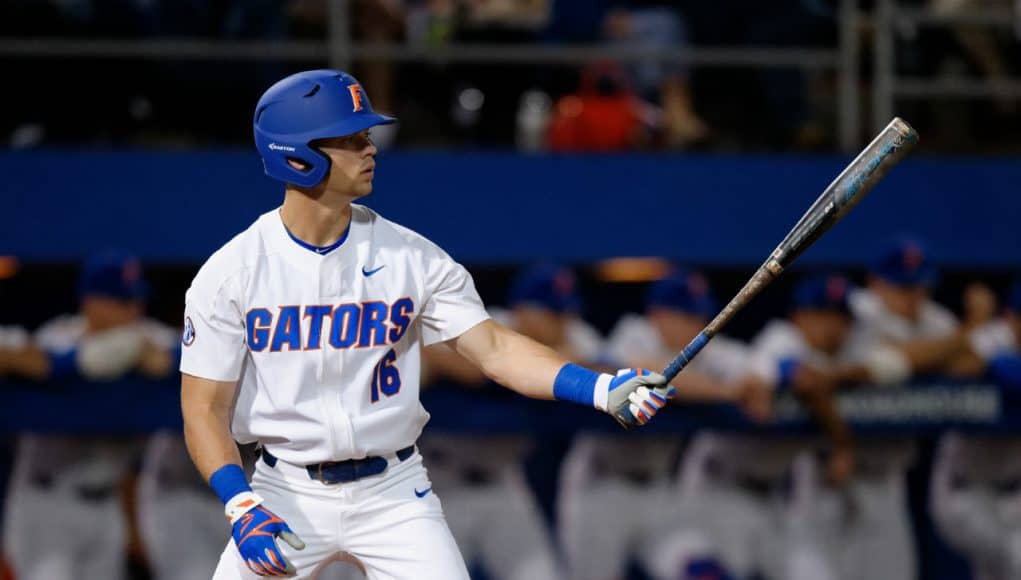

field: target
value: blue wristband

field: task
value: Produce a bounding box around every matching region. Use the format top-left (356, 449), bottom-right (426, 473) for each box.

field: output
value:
top-left (777, 358), bottom-right (801, 391)
top-left (209, 464), bottom-right (251, 505)
top-left (553, 363), bottom-right (600, 407)
top-left (47, 349), bottom-right (78, 379)
top-left (989, 353), bottom-right (1021, 391)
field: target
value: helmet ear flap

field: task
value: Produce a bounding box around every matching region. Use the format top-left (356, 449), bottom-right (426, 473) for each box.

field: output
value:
top-left (285, 143), bottom-right (331, 188)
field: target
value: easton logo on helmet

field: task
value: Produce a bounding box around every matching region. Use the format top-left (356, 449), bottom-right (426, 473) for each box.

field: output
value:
top-left (268, 143), bottom-right (297, 152)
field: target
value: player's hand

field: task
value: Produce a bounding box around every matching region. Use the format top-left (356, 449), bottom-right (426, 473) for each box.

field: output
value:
top-left (825, 445), bottom-right (855, 487)
top-left (231, 504), bottom-right (305, 576)
top-left (734, 377), bottom-right (773, 423)
top-left (605, 368), bottom-right (675, 428)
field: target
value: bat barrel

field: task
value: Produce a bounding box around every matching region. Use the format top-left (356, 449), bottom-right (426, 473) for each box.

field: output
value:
top-left (773, 117), bottom-right (919, 269)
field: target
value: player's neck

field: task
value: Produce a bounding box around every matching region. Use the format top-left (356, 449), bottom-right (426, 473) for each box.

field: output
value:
top-left (280, 189), bottom-right (353, 247)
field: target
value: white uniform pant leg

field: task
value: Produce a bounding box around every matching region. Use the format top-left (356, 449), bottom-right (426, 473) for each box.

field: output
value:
top-left (5, 479), bottom-right (125, 580)
top-left (559, 476), bottom-right (646, 580)
top-left (475, 473), bottom-right (562, 580)
top-left (637, 481), bottom-right (718, 580)
top-left (843, 476), bottom-right (916, 580)
top-left (342, 454), bottom-right (469, 580)
top-left (680, 479), bottom-right (786, 580)
top-left (139, 487), bottom-right (228, 580)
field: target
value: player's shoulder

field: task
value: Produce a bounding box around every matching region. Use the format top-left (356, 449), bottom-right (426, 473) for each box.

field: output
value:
top-left (33, 314), bottom-right (86, 352)
top-left (0, 325), bottom-right (29, 350)
top-left (138, 318), bottom-right (182, 349)
top-left (848, 287), bottom-right (882, 321)
top-left (751, 319), bottom-right (802, 354)
top-left (921, 299), bottom-right (958, 333)
top-left (188, 212), bottom-right (273, 297)
top-left (356, 205), bottom-right (446, 256)
top-left (706, 334), bottom-right (748, 358)
top-left (608, 313), bottom-right (656, 341)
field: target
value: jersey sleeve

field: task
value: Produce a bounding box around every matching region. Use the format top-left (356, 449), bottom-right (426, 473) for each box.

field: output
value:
top-left (419, 246), bottom-right (490, 346)
top-left (604, 315), bottom-right (662, 367)
top-left (179, 270), bottom-right (247, 382)
top-left (744, 321), bottom-right (803, 388)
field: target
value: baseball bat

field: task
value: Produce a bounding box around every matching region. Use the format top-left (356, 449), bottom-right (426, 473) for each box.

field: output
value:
top-left (614, 117), bottom-right (919, 426)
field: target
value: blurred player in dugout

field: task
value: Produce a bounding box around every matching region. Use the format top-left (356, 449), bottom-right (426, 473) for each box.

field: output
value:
top-left (931, 278), bottom-right (1021, 580)
top-left (0, 251), bottom-right (181, 580)
top-left (791, 237), bottom-right (983, 580)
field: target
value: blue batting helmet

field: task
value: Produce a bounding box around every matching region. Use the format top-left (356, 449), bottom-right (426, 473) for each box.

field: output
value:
top-left (871, 236), bottom-right (938, 288)
top-left (508, 264), bottom-right (581, 313)
top-left (792, 273), bottom-right (853, 315)
top-left (253, 69), bottom-right (397, 188)
top-left (646, 268), bottom-right (717, 319)
top-left (78, 250), bottom-right (148, 302)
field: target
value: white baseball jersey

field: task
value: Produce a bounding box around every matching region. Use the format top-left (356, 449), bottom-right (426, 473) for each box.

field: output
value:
top-left (846, 287), bottom-right (958, 349)
top-left (180, 205), bottom-right (490, 465)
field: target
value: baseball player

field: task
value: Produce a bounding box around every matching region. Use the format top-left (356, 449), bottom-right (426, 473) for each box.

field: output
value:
top-left (415, 264), bottom-right (595, 580)
top-left (792, 238), bottom-right (963, 580)
top-left (180, 69), bottom-right (674, 580)
top-left (674, 274), bottom-right (857, 580)
top-left (3, 250), bottom-right (179, 580)
top-left (558, 269), bottom-right (765, 580)
top-left (930, 279), bottom-right (1021, 580)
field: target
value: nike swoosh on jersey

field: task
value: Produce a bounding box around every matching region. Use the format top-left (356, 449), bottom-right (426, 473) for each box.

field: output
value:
top-left (414, 487), bottom-right (432, 498)
top-left (362, 265), bottom-right (386, 277)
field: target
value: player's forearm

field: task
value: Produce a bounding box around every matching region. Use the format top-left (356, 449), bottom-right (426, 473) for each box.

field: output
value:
top-left (180, 374), bottom-right (243, 481)
top-left (897, 333), bottom-right (969, 374)
top-left (183, 406), bottom-right (243, 480)
top-left (183, 407), bottom-right (243, 480)
top-left (0, 346), bottom-right (52, 381)
top-left (795, 385), bottom-right (853, 449)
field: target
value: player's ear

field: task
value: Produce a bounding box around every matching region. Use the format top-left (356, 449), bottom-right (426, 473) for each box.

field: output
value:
top-left (287, 158), bottom-right (311, 171)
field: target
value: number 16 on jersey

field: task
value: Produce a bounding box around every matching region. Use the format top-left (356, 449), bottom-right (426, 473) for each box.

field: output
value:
top-left (370, 348), bottom-right (401, 402)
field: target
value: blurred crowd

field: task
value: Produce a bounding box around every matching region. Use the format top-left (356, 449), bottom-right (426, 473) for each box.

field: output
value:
top-left (1, 237), bottom-right (1020, 580)
top-left (3, 0), bottom-right (1020, 152)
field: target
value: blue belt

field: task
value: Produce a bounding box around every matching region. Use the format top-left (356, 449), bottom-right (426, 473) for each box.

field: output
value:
top-left (262, 445), bottom-right (416, 484)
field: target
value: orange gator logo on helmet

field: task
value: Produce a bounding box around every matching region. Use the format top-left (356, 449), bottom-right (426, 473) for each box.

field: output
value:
top-left (348, 84), bottom-right (365, 112)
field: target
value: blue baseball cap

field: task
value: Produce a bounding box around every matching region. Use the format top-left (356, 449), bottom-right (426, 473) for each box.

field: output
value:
top-left (508, 264), bottom-right (580, 313)
top-left (1008, 279), bottom-right (1021, 314)
top-left (871, 236), bottom-right (938, 288)
top-left (792, 273), bottom-right (853, 314)
top-left (645, 268), bottom-right (717, 318)
top-left (78, 250), bottom-right (148, 302)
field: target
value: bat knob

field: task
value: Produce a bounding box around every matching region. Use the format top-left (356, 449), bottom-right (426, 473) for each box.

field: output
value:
top-left (612, 407), bottom-right (637, 431)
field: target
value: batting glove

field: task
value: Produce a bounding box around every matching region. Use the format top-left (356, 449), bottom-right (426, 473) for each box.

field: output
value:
top-left (604, 368), bottom-right (675, 428)
top-left (230, 501), bottom-right (305, 576)
top-left (211, 465), bottom-right (305, 577)
top-left (553, 363), bottom-right (674, 429)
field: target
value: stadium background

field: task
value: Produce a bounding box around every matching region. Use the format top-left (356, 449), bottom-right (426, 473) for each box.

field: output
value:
top-left (2, 0), bottom-right (1020, 579)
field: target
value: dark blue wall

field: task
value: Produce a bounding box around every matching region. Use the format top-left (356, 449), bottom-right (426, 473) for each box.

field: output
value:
top-left (3, 151), bottom-right (1018, 266)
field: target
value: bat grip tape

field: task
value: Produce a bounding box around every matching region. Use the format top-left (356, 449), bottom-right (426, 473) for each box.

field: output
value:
top-left (662, 332), bottom-right (710, 383)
